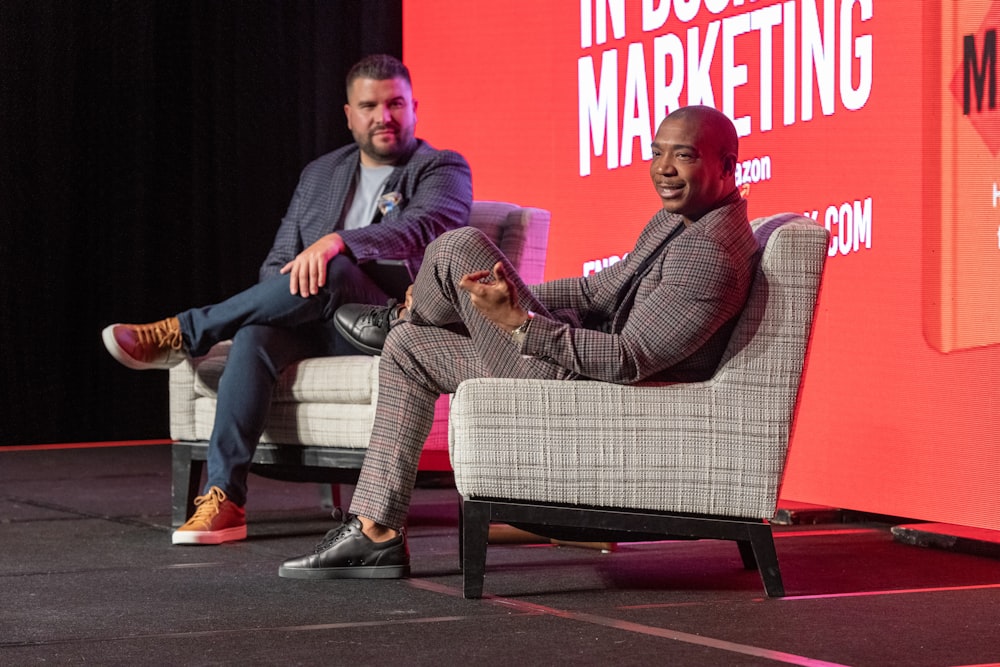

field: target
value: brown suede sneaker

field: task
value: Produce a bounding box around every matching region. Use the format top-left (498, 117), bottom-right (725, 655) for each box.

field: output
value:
top-left (172, 486), bottom-right (247, 545)
top-left (101, 317), bottom-right (187, 370)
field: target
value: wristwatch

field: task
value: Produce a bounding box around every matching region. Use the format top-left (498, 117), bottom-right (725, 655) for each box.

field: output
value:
top-left (511, 311), bottom-right (535, 347)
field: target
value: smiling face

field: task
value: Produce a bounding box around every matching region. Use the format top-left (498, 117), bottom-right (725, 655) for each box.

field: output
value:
top-left (649, 107), bottom-right (737, 224)
top-left (344, 76), bottom-right (418, 167)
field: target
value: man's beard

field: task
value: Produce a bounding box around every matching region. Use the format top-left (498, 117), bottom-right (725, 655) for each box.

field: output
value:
top-left (360, 126), bottom-right (415, 165)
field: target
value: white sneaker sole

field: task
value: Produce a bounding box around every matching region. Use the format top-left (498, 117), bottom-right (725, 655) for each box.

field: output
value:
top-left (172, 525), bottom-right (248, 545)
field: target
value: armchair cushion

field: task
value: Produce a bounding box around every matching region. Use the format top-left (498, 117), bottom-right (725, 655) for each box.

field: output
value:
top-left (171, 341), bottom-right (380, 449)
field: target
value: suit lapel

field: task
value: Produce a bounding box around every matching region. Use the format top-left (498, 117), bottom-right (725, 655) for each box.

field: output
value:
top-left (608, 212), bottom-right (684, 332)
top-left (327, 154), bottom-right (359, 229)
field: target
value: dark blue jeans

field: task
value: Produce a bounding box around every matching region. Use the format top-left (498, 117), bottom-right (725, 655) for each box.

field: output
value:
top-left (176, 255), bottom-right (391, 507)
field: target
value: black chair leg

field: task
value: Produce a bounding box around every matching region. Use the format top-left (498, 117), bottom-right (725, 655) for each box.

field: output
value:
top-left (736, 539), bottom-right (757, 570)
top-left (747, 523), bottom-right (784, 597)
top-left (461, 500), bottom-right (491, 599)
top-left (457, 498), bottom-right (465, 569)
top-left (171, 443), bottom-right (204, 527)
top-left (319, 483), bottom-right (352, 511)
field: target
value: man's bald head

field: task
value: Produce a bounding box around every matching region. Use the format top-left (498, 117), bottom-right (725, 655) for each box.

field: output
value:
top-left (664, 105), bottom-right (738, 161)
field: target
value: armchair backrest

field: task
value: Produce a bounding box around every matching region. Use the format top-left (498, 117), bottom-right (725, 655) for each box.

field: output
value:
top-left (712, 213), bottom-right (829, 491)
top-left (467, 201), bottom-right (551, 284)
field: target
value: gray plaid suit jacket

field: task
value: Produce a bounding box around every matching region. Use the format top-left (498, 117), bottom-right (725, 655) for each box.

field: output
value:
top-left (259, 139), bottom-right (472, 281)
top-left (526, 196), bottom-right (757, 384)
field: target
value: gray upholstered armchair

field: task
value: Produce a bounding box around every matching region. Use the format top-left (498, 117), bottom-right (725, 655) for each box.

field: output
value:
top-left (449, 213), bottom-right (829, 598)
top-left (169, 201), bottom-right (550, 526)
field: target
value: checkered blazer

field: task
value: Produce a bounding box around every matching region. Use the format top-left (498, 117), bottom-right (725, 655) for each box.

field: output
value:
top-left (259, 139), bottom-right (473, 281)
top-left (526, 196), bottom-right (757, 384)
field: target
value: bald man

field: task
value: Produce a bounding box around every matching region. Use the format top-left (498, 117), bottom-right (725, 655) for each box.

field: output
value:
top-left (279, 105), bottom-right (759, 580)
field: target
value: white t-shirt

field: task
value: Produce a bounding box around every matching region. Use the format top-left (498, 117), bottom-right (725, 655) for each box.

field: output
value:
top-left (342, 164), bottom-right (395, 231)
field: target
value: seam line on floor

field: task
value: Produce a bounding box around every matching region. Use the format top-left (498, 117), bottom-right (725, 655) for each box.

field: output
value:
top-left (408, 579), bottom-right (848, 667)
top-left (0, 616), bottom-right (470, 649)
top-left (782, 582), bottom-right (1000, 601)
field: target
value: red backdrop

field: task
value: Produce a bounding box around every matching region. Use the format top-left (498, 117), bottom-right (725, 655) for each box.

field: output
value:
top-left (404, 0), bottom-right (1000, 530)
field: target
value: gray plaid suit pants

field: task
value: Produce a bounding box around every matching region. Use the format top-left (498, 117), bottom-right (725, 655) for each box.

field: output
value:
top-left (349, 227), bottom-right (574, 528)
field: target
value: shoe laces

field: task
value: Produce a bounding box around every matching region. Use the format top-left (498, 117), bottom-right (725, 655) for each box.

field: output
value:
top-left (189, 486), bottom-right (227, 522)
top-left (134, 317), bottom-right (183, 351)
top-left (364, 299), bottom-right (399, 331)
top-left (314, 507), bottom-right (354, 552)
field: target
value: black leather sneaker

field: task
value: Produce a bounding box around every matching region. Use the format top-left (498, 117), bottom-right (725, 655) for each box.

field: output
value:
top-left (333, 300), bottom-right (401, 356)
top-left (278, 509), bottom-right (410, 580)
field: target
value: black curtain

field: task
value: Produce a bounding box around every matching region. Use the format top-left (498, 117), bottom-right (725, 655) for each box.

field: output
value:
top-left (0, 0), bottom-right (403, 446)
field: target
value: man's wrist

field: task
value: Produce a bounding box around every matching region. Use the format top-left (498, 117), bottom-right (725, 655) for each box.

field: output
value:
top-left (328, 233), bottom-right (348, 259)
top-left (511, 311), bottom-right (535, 346)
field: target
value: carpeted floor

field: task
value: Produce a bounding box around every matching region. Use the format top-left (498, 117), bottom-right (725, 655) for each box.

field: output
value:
top-left (2, 443), bottom-right (999, 666)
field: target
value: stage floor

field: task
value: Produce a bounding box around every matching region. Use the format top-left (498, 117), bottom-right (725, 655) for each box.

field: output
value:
top-left (3, 443), bottom-right (999, 666)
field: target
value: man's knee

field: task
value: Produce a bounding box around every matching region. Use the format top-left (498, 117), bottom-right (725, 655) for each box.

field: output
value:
top-left (426, 226), bottom-right (489, 261)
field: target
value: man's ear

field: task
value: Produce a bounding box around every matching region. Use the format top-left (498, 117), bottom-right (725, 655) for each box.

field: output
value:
top-left (722, 153), bottom-right (737, 178)
top-left (344, 104), bottom-right (352, 129)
